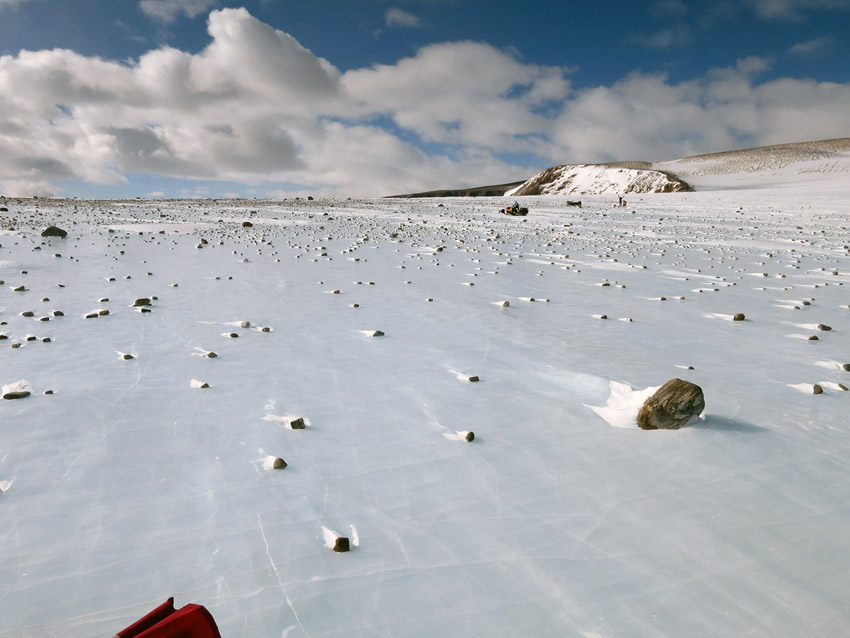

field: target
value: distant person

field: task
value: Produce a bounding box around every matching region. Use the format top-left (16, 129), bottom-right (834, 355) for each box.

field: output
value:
top-left (617, 194), bottom-right (623, 206)
top-left (513, 200), bottom-right (520, 211)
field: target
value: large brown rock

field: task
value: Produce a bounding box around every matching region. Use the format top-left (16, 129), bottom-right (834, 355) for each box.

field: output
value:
top-left (41, 226), bottom-right (67, 238)
top-left (637, 378), bottom-right (705, 430)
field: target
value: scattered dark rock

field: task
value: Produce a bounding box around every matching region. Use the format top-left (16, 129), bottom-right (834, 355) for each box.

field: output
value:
top-left (122, 354), bottom-right (134, 360)
top-left (206, 351), bottom-right (218, 358)
top-left (842, 363), bottom-right (850, 372)
top-left (242, 221), bottom-right (253, 227)
top-left (289, 417), bottom-right (306, 429)
top-left (733, 313), bottom-right (746, 321)
top-left (333, 537), bottom-right (350, 552)
top-left (3, 391), bottom-right (30, 400)
top-left (272, 457), bottom-right (287, 470)
top-left (818, 324), bottom-right (832, 331)
top-left (637, 378), bottom-right (705, 430)
top-left (465, 431), bottom-right (475, 442)
top-left (838, 384), bottom-right (848, 392)
top-left (813, 384), bottom-right (824, 395)
top-left (133, 298), bottom-right (151, 307)
top-left (41, 226), bottom-right (67, 238)
top-left (808, 335), bottom-right (819, 341)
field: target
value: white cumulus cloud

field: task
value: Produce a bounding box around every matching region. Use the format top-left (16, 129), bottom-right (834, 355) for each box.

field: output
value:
top-left (385, 8), bottom-right (422, 28)
top-left (747, 0), bottom-right (850, 20)
top-left (787, 36), bottom-right (835, 55)
top-left (548, 57), bottom-right (850, 163)
top-left (139, 0), bottom-right (219, 23)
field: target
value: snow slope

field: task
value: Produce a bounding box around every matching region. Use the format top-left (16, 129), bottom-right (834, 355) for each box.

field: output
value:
top-left (1, 175), bottom-right (849, 637)
top-left (657, 137), bottom-right (850, 191)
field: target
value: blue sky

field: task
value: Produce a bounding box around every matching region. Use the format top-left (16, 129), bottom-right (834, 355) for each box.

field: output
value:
top-left (0, 0), bottom-right (848, 198)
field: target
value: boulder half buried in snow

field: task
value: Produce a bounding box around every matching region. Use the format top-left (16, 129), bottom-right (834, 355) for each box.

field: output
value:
top-left (41, 226), bottom-right (68, 238)
top-left (637, 378), bottom-right (705, 430)
top-left (3, 380), bottom-right (33, 400)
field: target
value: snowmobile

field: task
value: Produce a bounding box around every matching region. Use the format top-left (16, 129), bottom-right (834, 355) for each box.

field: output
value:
top-left (501, 204), bottom-right (528, 216)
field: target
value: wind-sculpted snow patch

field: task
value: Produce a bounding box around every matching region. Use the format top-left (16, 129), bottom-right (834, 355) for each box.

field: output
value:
top-left (586, 381), bottom-right (657, 429)
top-left (263, 414), bottom-right (309, 429)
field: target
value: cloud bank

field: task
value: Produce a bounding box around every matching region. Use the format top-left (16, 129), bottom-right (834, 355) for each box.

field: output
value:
top-left (0, 7), bottom-right (848, 197)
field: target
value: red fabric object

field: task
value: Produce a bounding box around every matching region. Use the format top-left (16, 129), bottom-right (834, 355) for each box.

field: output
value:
top-left (115, 597), bottom-right (222, 638)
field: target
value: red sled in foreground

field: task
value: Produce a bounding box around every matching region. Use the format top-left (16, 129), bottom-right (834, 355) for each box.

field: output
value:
top-left (115, 597), bottom-right (221, 638)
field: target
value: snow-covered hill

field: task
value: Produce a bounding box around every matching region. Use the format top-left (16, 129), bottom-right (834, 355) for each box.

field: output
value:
top-left (507, 137), bottom-right (850, 196)
top-left (507, 164), bottom-right (691, 196)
